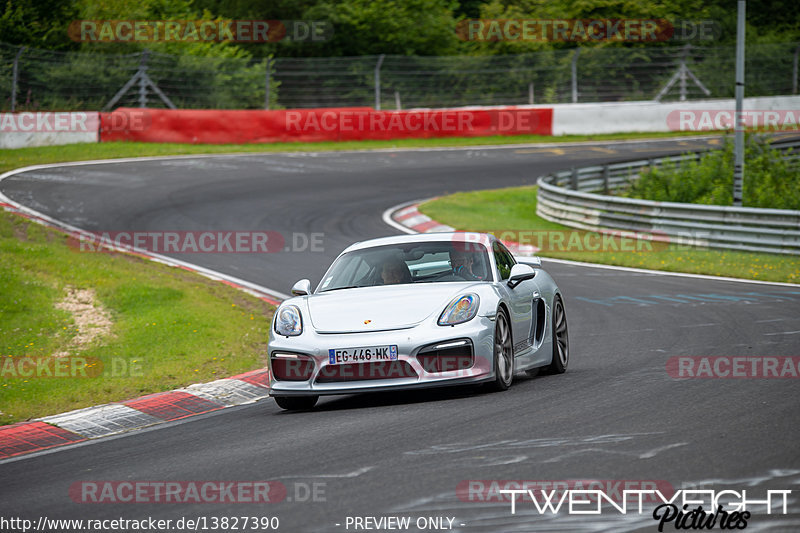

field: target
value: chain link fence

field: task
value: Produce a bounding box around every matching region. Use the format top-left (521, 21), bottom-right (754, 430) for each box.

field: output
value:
top-left (2, 41), bottom-right (799, 111)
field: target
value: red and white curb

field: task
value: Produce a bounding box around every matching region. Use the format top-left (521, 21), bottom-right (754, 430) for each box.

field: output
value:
top-left (385, 199), bottom-right (538, 256)
top-left (0, 161), bottom-right (290, 461)
top-left (0, 369), bottom-right (271, 460)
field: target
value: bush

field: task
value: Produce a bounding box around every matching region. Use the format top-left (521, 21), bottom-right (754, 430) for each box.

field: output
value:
top-left (621, 134), bottom-right (800, 210)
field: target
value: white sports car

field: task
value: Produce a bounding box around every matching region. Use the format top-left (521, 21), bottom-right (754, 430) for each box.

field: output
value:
top-left (268, 232), bottom-right (568, 410)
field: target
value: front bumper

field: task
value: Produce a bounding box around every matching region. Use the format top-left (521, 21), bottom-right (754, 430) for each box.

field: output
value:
top-left (268, 316), bottom-right (496, 396)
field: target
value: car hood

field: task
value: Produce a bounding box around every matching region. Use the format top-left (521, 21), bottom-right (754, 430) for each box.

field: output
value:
top-left (306, 283), bottom-right (476, 333)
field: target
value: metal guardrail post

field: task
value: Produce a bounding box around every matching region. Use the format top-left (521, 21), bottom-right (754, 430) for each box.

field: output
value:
top-left (571, 49), bottom-right (580, 104)
top-left (138, 50), bottom-right (149, 108)
top-left (602, 165), bottom-right (610, 194)
top-left (11, 46), bottom-right (26, 112)
top-left (570, 167), bottom-right (578, 190)
top-left (264, 57), bottom-right (271, 110)
top-left (374, 54), bottom-right (385, 110)
top-left (794, 45), bottom-right (800, 95)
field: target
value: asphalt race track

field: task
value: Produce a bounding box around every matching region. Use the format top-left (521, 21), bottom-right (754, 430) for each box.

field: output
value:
top-left (2, 137), bottom-right (799, 532)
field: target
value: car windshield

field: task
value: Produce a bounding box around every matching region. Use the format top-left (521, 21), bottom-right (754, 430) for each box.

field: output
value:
top-left (317, 241), bottom-right (491, 292)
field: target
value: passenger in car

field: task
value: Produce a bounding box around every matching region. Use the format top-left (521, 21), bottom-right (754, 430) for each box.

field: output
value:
top-left (449, 249), bottom-right (482, 280)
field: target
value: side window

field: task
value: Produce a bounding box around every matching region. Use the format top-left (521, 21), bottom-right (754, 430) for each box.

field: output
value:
top-left (493, 242), bottom-right (515, 280)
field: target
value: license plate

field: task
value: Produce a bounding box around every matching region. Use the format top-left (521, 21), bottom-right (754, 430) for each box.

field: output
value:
top-left (328, 345), bottom-right (398, 365)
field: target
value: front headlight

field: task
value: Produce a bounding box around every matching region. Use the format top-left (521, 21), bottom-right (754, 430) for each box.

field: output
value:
top-left (438, 294), bottom-right (480, 326)
top-left (275, 305), bottom-right (303, 336)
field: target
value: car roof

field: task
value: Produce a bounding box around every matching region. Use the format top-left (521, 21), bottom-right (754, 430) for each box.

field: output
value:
top-left (341, 232), bottom-right (496, 254)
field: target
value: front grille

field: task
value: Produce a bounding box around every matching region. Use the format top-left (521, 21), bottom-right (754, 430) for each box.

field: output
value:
top-left (417, 340), bottom-right (474, 373)
top-left (316, 361), bottom-right (417, 383)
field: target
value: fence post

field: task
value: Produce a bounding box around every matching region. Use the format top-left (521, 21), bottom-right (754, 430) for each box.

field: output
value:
top-left (528, 82), bottom-right (534, 105)
top-left (602, 164), bottom-right (610, 194)
top-left (571, 167), bottom-right (578, 189)
top-left (793, 45), bottom-right (799, 95)
top-left (394, 90), bottom-right (401, 110)
top-left (264, 57), bottom-right (271, 110)
top-left (138, 49), bottom-right (149, 108)
top-left (374, 54), bottom-right (385, 110)
top-left (11, 46), bottom-right (26, 112)
top-left (571, 48), bottom-right (580, 103)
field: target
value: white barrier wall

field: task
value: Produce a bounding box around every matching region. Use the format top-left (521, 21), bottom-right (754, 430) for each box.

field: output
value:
top-left (0, 112), bottom-right (99, 149)
top-left (551, 95), bottom-right (800, 135)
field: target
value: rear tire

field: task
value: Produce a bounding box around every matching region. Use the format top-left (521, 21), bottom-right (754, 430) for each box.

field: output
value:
top-left (547, 295), bottom-right (569, 374)
top-left (274, 396), bottom-right (318, 411)
top-left (489, 309), bottom-right (514, 391)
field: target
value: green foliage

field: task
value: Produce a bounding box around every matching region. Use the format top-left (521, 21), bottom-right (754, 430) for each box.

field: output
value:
top-left (1, 1), bottom-right (799, 109)
top-left (622, 135), bottom-right (800, 210)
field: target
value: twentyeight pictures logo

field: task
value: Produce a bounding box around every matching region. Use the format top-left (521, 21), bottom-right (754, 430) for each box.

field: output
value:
top-left (491, 485), bottom-right (791, 531)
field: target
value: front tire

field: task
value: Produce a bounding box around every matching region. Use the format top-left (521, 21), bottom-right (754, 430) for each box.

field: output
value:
top-left (547, 295), bottom-right (569, 374)
top-left (490, 309), bottom-right (514, 391)
top-left (274, 396), bottom-right (318, 411)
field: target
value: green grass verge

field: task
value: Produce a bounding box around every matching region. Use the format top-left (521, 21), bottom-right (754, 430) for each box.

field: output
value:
top-left (0, 210), bottom-right (274, 425)
top-left (0, 130), bottom-right (719, 175)
top-left (419, 186), bottom-right (800, 284)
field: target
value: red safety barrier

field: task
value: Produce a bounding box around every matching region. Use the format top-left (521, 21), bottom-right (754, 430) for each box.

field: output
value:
top-left (100, 106), bottom-right (553, 144)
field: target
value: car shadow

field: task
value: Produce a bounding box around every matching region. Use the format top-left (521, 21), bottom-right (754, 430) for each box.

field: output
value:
top-left (309, 370), bottom-right (548, 412)
top-left (311, 384), bottom-right (487, 411)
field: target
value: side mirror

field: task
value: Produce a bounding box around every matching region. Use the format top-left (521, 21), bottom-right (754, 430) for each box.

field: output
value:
top-left (516, 255), bottom-right (542, 268)
top-left (507, 264), bottom-right (536, 289)
top-left (291, 279), bottom-right (312, 296)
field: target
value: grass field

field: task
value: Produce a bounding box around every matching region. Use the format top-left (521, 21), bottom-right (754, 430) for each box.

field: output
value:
top-left (419, 186), bottom-right (799, 284)
top-left (0, 210), bottom-right (275, 425)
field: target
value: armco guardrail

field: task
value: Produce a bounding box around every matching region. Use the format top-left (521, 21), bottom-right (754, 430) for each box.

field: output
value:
top-left (536, 140), bottom-right (800, 255)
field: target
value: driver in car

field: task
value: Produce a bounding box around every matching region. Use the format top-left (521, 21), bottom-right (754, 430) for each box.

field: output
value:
top-left (449, 249), bottom-right (481, 280)
top-left (380, 257), bottom-right (412, 285)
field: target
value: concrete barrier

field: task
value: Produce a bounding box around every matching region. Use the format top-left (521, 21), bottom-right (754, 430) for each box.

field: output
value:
top-left (2, 96), bottom-right (798, 148)
top-left (551, 95), bottom-right (800, 135)
top-left (0, 112), bottom-right (99, 149)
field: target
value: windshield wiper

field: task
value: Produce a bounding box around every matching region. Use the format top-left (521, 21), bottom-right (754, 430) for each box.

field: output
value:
top-left (320, 285), bottom-right (362, 293)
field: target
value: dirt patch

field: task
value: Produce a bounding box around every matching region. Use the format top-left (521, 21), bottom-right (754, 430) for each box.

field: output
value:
top-left (54, 287), bottom-right (113, 356)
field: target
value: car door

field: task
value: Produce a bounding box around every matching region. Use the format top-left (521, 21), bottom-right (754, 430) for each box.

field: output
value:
top-left (493, 242), bottom-right (539, 354)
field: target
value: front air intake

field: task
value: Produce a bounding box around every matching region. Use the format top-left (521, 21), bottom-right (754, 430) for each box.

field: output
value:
top-left (417, 339), bottom-right (474, 373)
